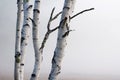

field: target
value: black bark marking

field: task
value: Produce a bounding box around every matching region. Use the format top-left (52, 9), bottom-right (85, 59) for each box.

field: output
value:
top-left (17, 0), bottom-right (20, 3)
top-left (62, 23), bottom-right (72, 38)
top-left (52, 51), bottom-right (57, 64)
top-left (57, 64), bottom-right (61, 71)
top-left (63, 6), bottom-right (70, 10)
top-left (15, 52), bottom-right (21, 58)
top-left (23, 24), bottom-right (30, 27)
top-left (21, 37), bottom-right (25, 44)
top-left (15, 52), bottom-right (21, 63)
top-left (21, 10), bottom-right (24, 12)
top-left (56, 71), bottom-right (60, 75)
top-left (29, 18), bottom-right (37, 26)
top-left (17, 29), bottom-right (20, 31)
top-left (35, 1), bottom-right (40, 3)
top-left (59, 17), bottom-right (67, 28)
top-left (33, 9), bottom-right (40, 13)
top-left (21, 63), bottom-right (24, 66)
top-left (26, 18), bottom-right (29, 20)
top-left (66, 23), bottom-right (69, 29)
top-left (27, 5), bottom-right (33, 10)
top-left (62, 31), bottom-right (70, 38)
top-left (31, 74), bottom-right (36, 77)
top-left (52, 57), bottom-right (56, 64)
top-left (60, 17), bottom-right (67, 29)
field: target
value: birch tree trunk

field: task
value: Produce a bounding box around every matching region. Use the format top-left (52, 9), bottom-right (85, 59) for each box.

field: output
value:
top-left (14, 0), bottom-right (23, 80)
top-left (30, 0), bottom-right (41, 80)
top-left (48, 0), bottom-right (76, 80)
top-left (20, 0), bottom-right (32, 80)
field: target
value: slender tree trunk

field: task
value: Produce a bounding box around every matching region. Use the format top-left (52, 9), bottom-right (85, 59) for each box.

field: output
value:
top-left (14, 0), bottom-right (23, 80)
top-left (30, 0), bottom-right (41, 80)
top-left (48, 0), bottom-right (76, 80)
top-left (20, 0), bottom-right (32, 80)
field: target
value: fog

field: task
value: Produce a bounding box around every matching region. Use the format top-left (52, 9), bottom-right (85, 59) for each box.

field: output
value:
top-left (0, 0), bottom-right (120, 78)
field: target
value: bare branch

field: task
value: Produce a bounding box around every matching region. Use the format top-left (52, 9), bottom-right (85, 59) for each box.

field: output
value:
top-left (40, 17), bottom-right (68, 49)
top-left (50, 7), bottom-right (55, 20)
top-left (39, 25), bottom-right (59, 50)
top-left (50, 26), bottom-right (59, 32)
top-left (51, 11), bottom-right (62, 21)
top-left (70, 8), bottom-right (94, 19)
top-left (39, 32), bottom-right (50, 50)
top-left (47, 7), bottom-right (55, 31)
top-left (39, 7), bottom-right (61, 50)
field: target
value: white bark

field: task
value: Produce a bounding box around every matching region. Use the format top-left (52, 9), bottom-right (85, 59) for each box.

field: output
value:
top-left (48, 0), bottom-right (76, 80)
top-left (14, 0), bottom-right (23, 80)
top-left (20, 0), bottom-right (32, 80)
top-left (30, 0), bottom-right (41, 80)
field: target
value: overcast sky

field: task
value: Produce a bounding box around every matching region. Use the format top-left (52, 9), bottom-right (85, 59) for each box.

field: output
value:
top-left (0, 0), bottom-right (120, 78)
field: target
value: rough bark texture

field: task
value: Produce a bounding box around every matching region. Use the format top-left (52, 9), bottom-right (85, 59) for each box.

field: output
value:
top-left (20, 0), bottom-right (32, 80)
top-left (48, 0), bottom-right (76, 80)
top-left (30, 0), bottom-right (41, 80)
top-left (14, 0), bottom-right (23, 80)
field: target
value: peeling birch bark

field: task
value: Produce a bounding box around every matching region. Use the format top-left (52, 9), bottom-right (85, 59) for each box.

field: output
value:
top-left (14, 0), bottom-right (23, 80)
top-left (20, 0), bottom-right (32, 80)
top-left (30, 0), bottom-right (41, 80)
top-left (48, 0), bottom-right (76, 80)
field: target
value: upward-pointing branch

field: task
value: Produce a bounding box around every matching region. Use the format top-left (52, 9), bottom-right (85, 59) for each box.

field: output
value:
top-left (47, 7), bottom-right (55, 31)
top-left (51, 11), bottom-right (62, 21)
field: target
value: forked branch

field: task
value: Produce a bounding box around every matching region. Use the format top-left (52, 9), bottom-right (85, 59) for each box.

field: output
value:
top-left (40, 7), bottom-right (62, 50)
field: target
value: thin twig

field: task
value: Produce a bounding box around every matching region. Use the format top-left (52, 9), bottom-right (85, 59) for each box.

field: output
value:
top-left (47, 7), bottom-right (55, 31)
top-left (51, 11), bottom-right (62, 21)
top-left (70, 8), bottom-right (94, 19)
top-left (50, 7), bottom-right (55, 20)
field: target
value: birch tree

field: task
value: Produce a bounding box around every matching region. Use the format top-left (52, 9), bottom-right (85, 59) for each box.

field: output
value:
top-left (48, 0), bottom-right (76, 80)
top-left (48, 0), bottom-right (94, 80)
top-left (30, 0), bottom-right (41, 80)
top-left (20, 0), bottom-right (32, 80)
top-left (14, 0), bottom-right (23, 80)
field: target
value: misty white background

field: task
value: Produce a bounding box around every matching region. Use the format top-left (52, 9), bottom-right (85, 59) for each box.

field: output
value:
top-left (0, 0), bottom-right (120, 78)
